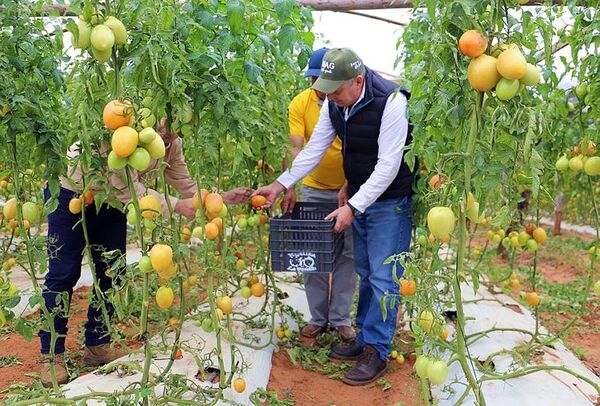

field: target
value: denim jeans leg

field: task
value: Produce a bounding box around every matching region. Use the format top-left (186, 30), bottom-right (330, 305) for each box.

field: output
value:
top-left (357, 196), bottom-right (412, 360)
top-left (39, 188), bottom-right (85, 355)
top-left (352, 213), bottom-right (372, 344)
top-left (85, 205), bottom-right (126, 347)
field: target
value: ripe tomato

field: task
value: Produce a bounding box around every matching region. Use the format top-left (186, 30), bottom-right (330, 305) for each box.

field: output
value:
top-left (496, 48), bottom-right (526, 80)
top-left (155, 286), bottom-right (174, 310)
top-left (2, 198), bottom-right (17, 220)
top-left (103, 100), bottom-right (132, 130)
top-left (205, 193), bottom-right (224, 216)
top-left (111, 126), bottom-right (139, 158)
top-left (400, 279), bottom-right (416, 296)
top-left (251, 282), bottom-right (265, 297)
top-left (233, 377), bottom-right (246, 393)
top-left (467, 55), bottom-right (501, 91)
top-left (216, 295), bottom-right (233, 314)
top-left (251, 195), bottom-right (267, 209)
top-left (418, 310), bottom-right (434, 333)
top-left (139, 195), bottom-right (161, 219)
top-left (204, 222), bottom-right (219, 240)
top-left (149, 244), bottom-right (173, 272)
top-left (526, 292), bottom-right (540, 306)
top-left (458, 30), bottom-right (487, 58)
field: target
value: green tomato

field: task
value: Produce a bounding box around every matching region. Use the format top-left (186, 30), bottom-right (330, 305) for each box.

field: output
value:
top-left (575, 83), bottom-right (588, 100)
top-left (138, 127), bottom-right (157, 144)
top-left (138, 256), bottom-right (153, 272)
top-left (21, 202), bottom-right (39, 223)
top-left (128, 148), bottom-right (151, 171)
top-left (201, 318), bottom-right (214, 332)
top-left (496, 78), bottom-right (520, 101)
top-left (241, 286), bottom-right (252, 299)
top-left (415, 356), bottom-right (430, 379)
top-left (555, 155), bottom-right (569, 171)
top-left (144, 218), bottom-right (157, 231)
top-left (127, 208), bottom-right (138, 225)
top-left (108, 150), bottom-right (128, 170)
top-left (417, 235), bottom-right (428, 246)
top-left (104, 16), bottom-right (127, 45)
top-left (427, 360), bottom-right (449, 385)
top-left (594, 280), bottom-right (600, 295)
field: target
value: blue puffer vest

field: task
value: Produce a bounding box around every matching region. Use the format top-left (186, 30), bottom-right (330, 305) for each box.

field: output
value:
top-left (328, 67), bottom-right (415, 202)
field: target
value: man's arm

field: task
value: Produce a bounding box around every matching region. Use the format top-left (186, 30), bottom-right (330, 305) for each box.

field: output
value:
top-left (347, 91), bottom-right (409, 213)
top-left (276, 99), bottom-right (336, 190)
top-left (254, 99), bottom-right (336, 206)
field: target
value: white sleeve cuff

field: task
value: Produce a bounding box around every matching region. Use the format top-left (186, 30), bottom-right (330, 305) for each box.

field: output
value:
top-left (277, 172), bottom-right (295, 190)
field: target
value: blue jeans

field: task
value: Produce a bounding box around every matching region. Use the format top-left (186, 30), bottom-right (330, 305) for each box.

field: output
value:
top-left (39, 187), bottom-right (126, 354)
top-left (353, 196), bottom-right (412, 361)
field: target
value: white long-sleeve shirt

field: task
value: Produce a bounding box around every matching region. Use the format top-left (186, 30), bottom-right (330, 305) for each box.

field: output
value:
top-left (277, 85), bottom-right (409, 213)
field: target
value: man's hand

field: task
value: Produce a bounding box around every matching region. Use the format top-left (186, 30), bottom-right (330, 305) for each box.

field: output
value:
top-left (252, 181), bottom-right (286, 208)
top-left (280, 188), bottom-right (297, 214)
top-left (325, 205), bottom-right (354, 233)
top-left (337, 182), bottom-right (349, 207)
top-left (223, 187), bottom-right (252, 205)
top-left (174, 198), bottom-right (196, 218)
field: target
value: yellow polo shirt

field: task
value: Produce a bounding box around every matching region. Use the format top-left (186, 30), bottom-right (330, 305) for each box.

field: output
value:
top-left (288, 88), bottom-right (345, 190)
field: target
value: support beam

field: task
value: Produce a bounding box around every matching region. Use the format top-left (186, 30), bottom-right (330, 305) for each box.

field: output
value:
top-left (298, 0), bottom-right (566, 10)
top-left (340, 10), bottom-right (407, 26)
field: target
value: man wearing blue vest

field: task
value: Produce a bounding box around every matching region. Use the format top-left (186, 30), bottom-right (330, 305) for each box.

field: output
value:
top-left (254, 48), bottom-right (414, 385)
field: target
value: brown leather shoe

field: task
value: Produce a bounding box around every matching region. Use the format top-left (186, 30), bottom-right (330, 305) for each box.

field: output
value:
top-left (331, 341), bottom-right (365, 361)
top-left (84, 344), bottom-right (127, 367)
top-left (40, 354), bottom-right (69, 387)
top-left (335, 325), bottom-right (356, 342)
top-left (342, 345), bottom-right (387, 385)
top-left (300, 324), bottom-right (325, 338)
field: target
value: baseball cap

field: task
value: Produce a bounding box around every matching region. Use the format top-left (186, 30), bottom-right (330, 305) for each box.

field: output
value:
top-left (312, 48), bottom-right (365, 94)
top-left (305, 47), bottom-right (329, 77)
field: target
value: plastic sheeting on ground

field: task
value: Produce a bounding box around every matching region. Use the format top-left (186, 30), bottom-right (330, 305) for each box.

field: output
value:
top-left (431, 284), bottom-right (600, 405)
top-left (60, 275), bottom-right (309, 405)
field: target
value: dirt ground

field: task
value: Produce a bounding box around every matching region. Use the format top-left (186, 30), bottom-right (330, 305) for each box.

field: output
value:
top-left (0, 287), bottom-right (142, 400)
top-left (267, 348), bottom-right (422, 406)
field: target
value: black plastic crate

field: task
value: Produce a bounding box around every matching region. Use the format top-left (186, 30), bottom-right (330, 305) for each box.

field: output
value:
top-left (270, 202), bottom-right (343, 273)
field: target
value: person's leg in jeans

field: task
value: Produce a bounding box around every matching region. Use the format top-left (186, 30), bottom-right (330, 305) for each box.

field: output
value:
top-left (84, 204), bottom-right (126, 348)
top-left (39, 188), bottom-right (86, 356)
top-left (352, 212), bottom-right (372, 337)
top-left (356, 196), bottom-right (412, 361)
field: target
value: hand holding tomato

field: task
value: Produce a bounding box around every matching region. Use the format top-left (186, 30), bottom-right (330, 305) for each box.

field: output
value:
top-left (325, 205), bottom-right (354, 233)
top-left (252, 182), bottom-right (286, 208)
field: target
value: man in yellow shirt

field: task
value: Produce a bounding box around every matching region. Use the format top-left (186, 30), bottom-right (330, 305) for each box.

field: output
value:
top-left (281, 48), bottom-right (356, 342)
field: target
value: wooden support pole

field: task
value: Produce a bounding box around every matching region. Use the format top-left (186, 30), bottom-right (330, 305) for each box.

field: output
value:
top-left (298, 0), bottom-right (566, 11)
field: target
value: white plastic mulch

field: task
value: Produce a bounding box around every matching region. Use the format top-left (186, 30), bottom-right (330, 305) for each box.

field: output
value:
top-left (6, 226), bottom-right (600, 405)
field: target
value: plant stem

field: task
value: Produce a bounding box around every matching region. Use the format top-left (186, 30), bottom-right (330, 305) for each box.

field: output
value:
top-left (452, 92), bottom-right (486, 406)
